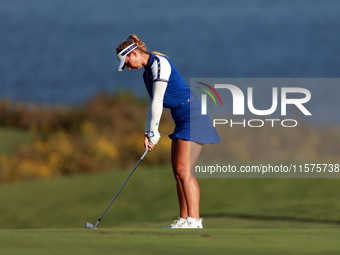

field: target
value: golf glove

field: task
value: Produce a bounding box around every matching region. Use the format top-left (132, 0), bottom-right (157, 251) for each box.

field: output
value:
top-left (148, 130), bottom-right (161, 145)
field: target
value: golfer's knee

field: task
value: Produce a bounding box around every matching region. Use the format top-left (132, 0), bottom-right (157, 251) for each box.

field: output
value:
top-left (175, 166), bottom-right (190, 180)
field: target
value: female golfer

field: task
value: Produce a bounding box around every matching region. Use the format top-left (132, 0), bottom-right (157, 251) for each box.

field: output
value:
top-left (116, 34), bottom-right (220, 228)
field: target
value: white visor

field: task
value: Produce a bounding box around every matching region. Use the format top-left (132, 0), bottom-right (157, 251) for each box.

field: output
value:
top-left (117, 43), bottom-right (138, 71)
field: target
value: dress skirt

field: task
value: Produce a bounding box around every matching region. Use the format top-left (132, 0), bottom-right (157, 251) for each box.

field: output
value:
top-left (168, 96), bottom-right (221, 144)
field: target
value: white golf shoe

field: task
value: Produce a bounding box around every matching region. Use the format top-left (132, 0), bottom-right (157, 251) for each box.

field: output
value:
top-left (162, 216), bottom-right (204, 229)
top-left (186, 217), bottom-right (203, 229)
top-left (162, 217), bottom-right (188, 229)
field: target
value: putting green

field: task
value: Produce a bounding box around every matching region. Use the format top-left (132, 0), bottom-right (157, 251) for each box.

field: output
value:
top-left (1, 228), bottom-right (340, 255)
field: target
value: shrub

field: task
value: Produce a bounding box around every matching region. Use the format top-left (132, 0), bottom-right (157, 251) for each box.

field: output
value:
top-left (0, 92), bottom-right (174, 183)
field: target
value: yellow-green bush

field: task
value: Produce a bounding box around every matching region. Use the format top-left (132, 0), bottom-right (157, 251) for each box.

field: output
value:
top-left (1, 92), bottom-right (340, 183)
top-left (0, 92), bottom-right (174, 183)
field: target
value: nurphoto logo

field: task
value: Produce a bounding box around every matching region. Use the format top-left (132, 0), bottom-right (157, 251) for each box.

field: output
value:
top-left (193, 79), bottom-right (312, 128)
top-left (190, 78), bottom-right (340, 179)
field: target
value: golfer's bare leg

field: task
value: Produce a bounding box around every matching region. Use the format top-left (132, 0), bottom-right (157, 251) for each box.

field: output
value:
top-left (172, 138), bottom-right (202, 219)
top-left (172, 139), bottom-right (188, 219)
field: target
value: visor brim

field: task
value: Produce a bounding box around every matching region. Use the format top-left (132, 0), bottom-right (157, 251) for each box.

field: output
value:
top-left (117, 56), bottom-right (126, 71)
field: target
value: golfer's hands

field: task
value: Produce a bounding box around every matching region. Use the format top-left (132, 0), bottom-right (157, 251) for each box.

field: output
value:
top-left (144, 130), bottom-right (160, 151)
top-left (144, 134), bottom-right (154, 151)
top-left (148, 130), bottom-right (161, 145)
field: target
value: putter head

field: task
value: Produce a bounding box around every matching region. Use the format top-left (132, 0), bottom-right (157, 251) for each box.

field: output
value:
top-left (84, 222), bottom-right (97, 229)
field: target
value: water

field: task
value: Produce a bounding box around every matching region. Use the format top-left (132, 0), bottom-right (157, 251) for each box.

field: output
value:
top-left (0, 0), bottom-right (339, 122)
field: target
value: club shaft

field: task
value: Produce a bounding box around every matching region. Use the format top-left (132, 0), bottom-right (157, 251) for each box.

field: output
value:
top-left (94, 148), bottom-right (149, 227)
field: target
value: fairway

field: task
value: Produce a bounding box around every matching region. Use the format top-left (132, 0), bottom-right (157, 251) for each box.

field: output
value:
top-left (1, 228), bottom-right (340, 255)
top-left (1, 165), bottom-right (340, 254)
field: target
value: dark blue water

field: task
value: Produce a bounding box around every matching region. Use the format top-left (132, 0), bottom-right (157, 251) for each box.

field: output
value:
top-left (0, 0), bottom-right (340, 107)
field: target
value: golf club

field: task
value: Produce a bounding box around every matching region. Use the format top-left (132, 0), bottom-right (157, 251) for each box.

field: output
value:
top-left (84, 146), bottom-right (149, 229)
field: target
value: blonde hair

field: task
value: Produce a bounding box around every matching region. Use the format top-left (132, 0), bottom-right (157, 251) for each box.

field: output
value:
top-left (116, 34), bottom-right (168, 58)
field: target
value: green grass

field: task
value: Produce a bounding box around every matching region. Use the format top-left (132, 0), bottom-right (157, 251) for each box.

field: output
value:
top-left (0, 127), bottom-right (31, 156)
top-left (1, 166), bottom-right (340, 229)
top-left (1, 164), bottom-right (340, 254)
top-left (0, 228), bottom-right (340, 255)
